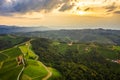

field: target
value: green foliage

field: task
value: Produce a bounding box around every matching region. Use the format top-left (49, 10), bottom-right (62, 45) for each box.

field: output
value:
top-left (31, 38), bottom-right (120, 80)
top-left (21, 29), bottom-right (120, 45)
top-left (113, 46), bottom-right (120, 51)
top-left (96, 46), bottom-right (118, 59)
top-left (0, 53), bottom-right (8, 62)
top-left (22, 60), bottom-right (48, 80)
top-left (0, 58), bottom-right (23, 80)
top-left (19, 43), bottom-right (38, 60)
top-left (0, 37), bottom-right (52, 80)
top-left (0, 65), bottom-right (23, 80)
top-left (2, 47), bottom-right (22, 58)
top-left (0, 34), bottom-right (30, 50)
top-left (48, 68), bottom-right (62, 80)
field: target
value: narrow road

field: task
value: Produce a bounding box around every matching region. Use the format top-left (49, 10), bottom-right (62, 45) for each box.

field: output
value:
top-left (17, 58), bottom-right (25, 80)
top-left (41, 63), bottom-right (52, 80)
top-left (17, 39), bottom-right (52, 80)
top-left (32, 62), bottom-right (52, 80)
top-left (17, 41), bottom-right (28, 80)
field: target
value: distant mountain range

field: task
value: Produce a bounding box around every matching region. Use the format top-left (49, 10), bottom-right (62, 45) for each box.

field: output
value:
top-left (0, 25), bottom-right (52, 34)
top-left (17, 29), bottom-right (120, 45)
top-left (0, 25), bottom-right (120, 45)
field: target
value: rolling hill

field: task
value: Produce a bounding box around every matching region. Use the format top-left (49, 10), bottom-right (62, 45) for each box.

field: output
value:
top-left (17, 29), bottom-right (120, 45)
top-left (0, 29), bottom-right (120, 80)
top-left (31, 38), bottom-right (120, 80)
top-left (0, 39), bottom-right (61, 80)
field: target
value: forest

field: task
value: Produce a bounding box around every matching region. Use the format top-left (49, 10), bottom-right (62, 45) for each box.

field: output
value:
top-left (31, 38), bottom-right (120, 80)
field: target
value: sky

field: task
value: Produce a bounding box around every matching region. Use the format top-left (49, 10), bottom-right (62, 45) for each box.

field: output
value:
top-left (0, 0), bottom-right (120, 29)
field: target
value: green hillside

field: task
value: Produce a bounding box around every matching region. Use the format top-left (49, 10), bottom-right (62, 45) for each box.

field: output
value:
top-left (0, 34), bottom-right (30, 50)
top-left (0, 39), bottom-right (61, 80)
top-left (0, 36), bottom-right (120, 80)
top-left (0, 47), bottom-right (23, 80)
top-left (31, 38), bottom-right (120, 80)
top-left (19, 29), bottom-right (120, 45)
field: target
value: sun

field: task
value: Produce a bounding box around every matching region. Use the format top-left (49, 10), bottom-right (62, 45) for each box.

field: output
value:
top-left (72, 10), bottom-right (88, 16)
top-left (6, 0), bottom-right (12, 3)
top-left (77, 11), bottom-right (86, 15)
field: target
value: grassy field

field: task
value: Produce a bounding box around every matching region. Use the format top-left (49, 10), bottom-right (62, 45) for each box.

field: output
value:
top-left (0, 46), bottom-right (23, 80)
top-left (1, 47), bottom-right (22, 58)
top-left (0, 38), bottom-right (62, 80)
top-left (0, 58), bottom-right (23, 80)
top-left (0, 65), bottom-right (23, 80)
top-left (19, 43), bottom-right (38, 60)
top-left (0, 42), bottom-right (48, 80)
top-left (21, 60), bottom-right (48, 80)
top-left (52, 42), bottom-right (93, 55)
top-left (96, 47), bottom-right (118, 59)
top-left (54, 42), bottom-right (119, 60)
top-left (48, 68), bottom-right (62, 80)
top-left (0, 35), bottom-right (26, 45)
top-left (19, 41), bottom-right (51, 80)
top-left (0, 53), bottom-right (8, 62)
top-left (113, 46), bottom-right (120, 51)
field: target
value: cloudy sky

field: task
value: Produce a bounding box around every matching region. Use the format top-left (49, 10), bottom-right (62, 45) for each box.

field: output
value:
top-left (0, 0), bottom-right (120, 29)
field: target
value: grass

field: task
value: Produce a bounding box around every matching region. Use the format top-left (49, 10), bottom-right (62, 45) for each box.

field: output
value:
top-left (113, 46), bottom-right (120, 51)
top-left (97, 47), bottom-right (118, 59)
top-left (0, 35), bottom-right (25, 45)
top-left (55, 43), bottom-right (91, 54)
top-left (19, 45), bottom-right (28, 55)
top-left (54, 42), bottom-right (119, 60)
top-left (0, 65), bottom-right (23, 80)
top-left (0, 40), bottom-right (45, 80)
top-left (22, 59), bottom-right (48, 80)
top-left (0, 59), bottom-right (18, 73)
top-left (48, 68), bottom-right (62, 80)
top-left (1, 47), bottom-right (22, 58)
top-left (55, 43), bottom-right (69, 54)
top-left (0, 53), bottom-right (8, 62)
top-left (0, 42), bottom-right (24, 80)
top-left (52, 41), bottom-right (60, 46)
top-left (19, 44), bottom-right (37, 60)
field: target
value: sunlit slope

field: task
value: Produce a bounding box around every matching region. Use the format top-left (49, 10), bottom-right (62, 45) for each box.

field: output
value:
top-left (0, 40), bottom-right (61, 80)
top-left (19, 42), bottom-right (48, 80)
top-left (0, 47), bottom-right (23, 80)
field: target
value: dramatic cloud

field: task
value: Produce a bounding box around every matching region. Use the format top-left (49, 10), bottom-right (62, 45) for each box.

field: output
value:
top-left (59, 3), bottom-right (74, 11)
top-left (0, 0), bottom-right (67, 15)
top-left (105, 2), bottom-right (117, 12)
top-left (0, 0), bottom-right (120, 16)
top-left (114, 11), bottom-right (120, 14)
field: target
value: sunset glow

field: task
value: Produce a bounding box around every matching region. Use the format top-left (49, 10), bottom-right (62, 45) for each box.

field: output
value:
top-left (0, 0), bottom-right (120, 29)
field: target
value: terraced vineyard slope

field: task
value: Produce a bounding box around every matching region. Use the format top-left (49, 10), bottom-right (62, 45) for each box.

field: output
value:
top-left (0, 40), bottom-right (61, 80)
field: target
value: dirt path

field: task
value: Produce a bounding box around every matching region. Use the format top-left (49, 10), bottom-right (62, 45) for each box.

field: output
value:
top-left (17, 58), bottom-right (25, 80)
top-left (41, 63), bottom-right (52, 80)
top-left (0, 52), bottom-right (9, 58)
top-left (0, 62), bottom-right (4, 69)
top-left (17, 39), bottom-right (52, 80)
top-left (17, 66), bottom-right (25, 80)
